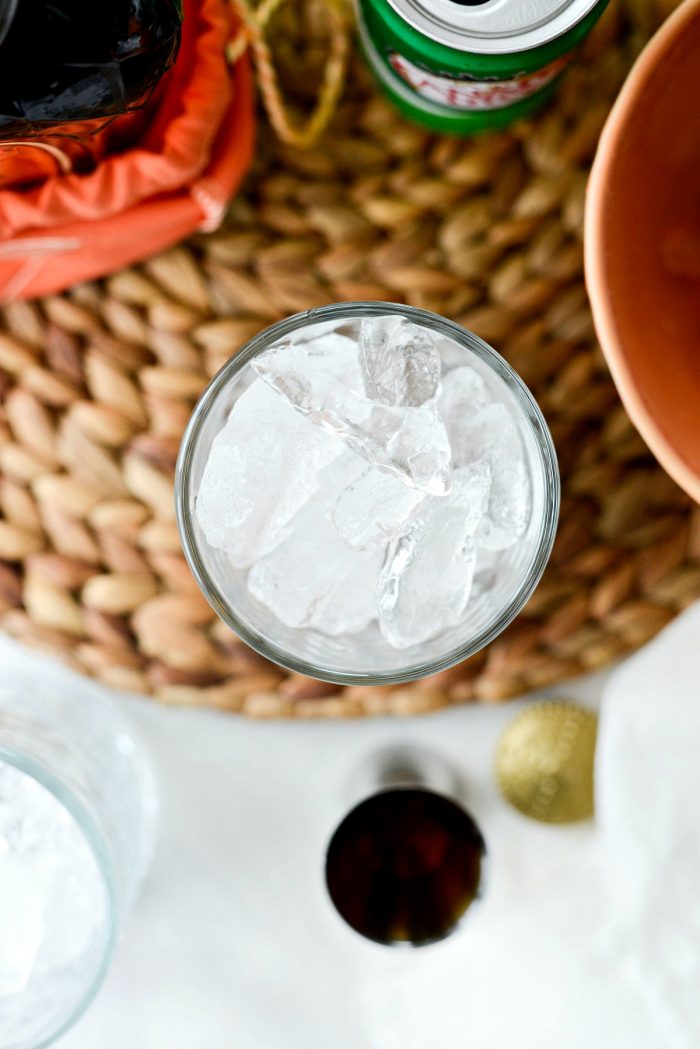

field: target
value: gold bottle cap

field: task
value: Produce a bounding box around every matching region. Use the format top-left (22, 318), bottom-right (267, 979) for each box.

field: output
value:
top-left (495, 700), bottom-right (597, 824)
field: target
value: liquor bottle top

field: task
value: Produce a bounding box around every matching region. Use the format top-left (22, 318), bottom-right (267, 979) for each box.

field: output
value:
top-left (495, 700), bottom-right (597, 823)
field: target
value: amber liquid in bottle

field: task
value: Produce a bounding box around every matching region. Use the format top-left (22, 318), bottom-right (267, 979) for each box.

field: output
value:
top-left (325, 788), bottom-right (485, 946)
top-left (0, 0), bottom-right (182, 138)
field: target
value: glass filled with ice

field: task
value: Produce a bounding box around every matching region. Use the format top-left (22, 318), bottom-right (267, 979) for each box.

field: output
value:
top-left (176, 303), bottom-right (559, 684)
top-left (0, 672), bottom-right (157, 1048)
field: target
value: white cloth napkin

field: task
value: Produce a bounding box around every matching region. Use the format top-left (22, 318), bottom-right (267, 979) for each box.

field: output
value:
top-left (596, 602), bottom-right (700, 1048)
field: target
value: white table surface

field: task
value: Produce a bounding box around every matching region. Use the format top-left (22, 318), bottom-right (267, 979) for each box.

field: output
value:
top-left (0, 634), bottom-right (669, 1049)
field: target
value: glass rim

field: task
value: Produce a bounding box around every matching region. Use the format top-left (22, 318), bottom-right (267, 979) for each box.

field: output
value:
top-left (175, 301), bottom-right (560, 686)
top-left (0, 743), bottom-right (118, 1049)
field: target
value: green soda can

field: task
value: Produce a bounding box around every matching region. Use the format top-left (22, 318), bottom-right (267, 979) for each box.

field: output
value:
top-left (357, 0), bottom-right (611, 133)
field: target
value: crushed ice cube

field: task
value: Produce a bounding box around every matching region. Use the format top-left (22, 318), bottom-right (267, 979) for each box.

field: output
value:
top-left (332, 466), bottom-right (426, 551)
top-left (252, 332), bottom-right (364, 410)
top-left (247, 453), bottom-right (383, 635)
top-left (195, 379), bottom-right (344, 567)
top-left (253, 336), bottom-right (451, 495)
top-left (288, 318), bottom-right (354, 343)
top-left (359, 316), bottom-right (442, 407)
top-left (376, 462), bottom-right (491, 648)
top-left (471, 545), bottom-right (503, 599)
top-left (443, 402), bottom-right (531, 550)
top-left (438, 365), bottom-right (489, 443)
top-left (358, 314), bottom-right (401, 402)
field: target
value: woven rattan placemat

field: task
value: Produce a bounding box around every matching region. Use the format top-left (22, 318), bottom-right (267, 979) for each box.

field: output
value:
top-left (0, 0), bottom-right (698, 717)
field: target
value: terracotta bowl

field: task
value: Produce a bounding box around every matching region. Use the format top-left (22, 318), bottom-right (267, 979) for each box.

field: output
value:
top-left (586, 0), bottom-right (700, 503)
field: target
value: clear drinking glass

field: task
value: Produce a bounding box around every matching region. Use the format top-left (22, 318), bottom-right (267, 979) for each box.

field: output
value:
top-left (0, 671), bottom-right (157, 1049)
top-left (323, 745), bottom-right (486, 946)
top-left (175, 302), bottom-right (560, 685)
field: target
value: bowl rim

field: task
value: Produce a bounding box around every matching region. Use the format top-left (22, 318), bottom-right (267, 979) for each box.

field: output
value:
top-left (585, 0), bottom-right (700, 504)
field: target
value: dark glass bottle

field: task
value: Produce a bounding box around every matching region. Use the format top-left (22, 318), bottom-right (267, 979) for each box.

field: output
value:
top-left (0, 0), bottom-right (182, 139)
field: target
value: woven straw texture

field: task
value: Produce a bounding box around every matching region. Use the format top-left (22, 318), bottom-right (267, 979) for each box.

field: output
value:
top-left (0, 0), bottom-right (698, 717)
